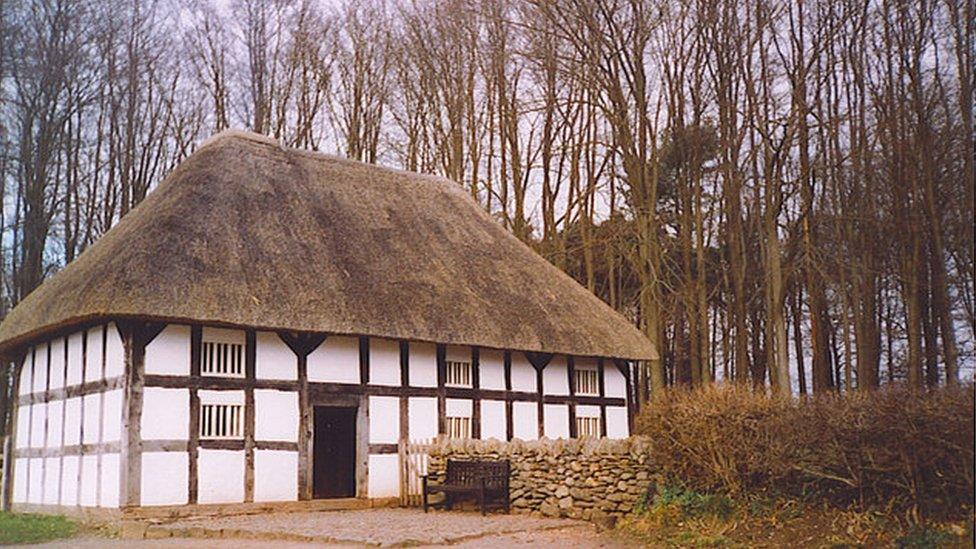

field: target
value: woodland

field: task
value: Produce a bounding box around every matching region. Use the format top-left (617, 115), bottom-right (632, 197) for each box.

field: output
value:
top-left (0, 0), bottom-right (972, 409)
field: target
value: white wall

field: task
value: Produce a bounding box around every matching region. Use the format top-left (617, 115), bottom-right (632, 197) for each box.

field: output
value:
top-left (445, 398), bottom-right (472, 418)
top-left (145, 325), bottom-right (190, 376)
top-left (543, 404), bottom-right (570, 439)
top-left (254, 450), bottom-right (297, 502)
top-left (368, 396), bottom-right (399, 443)
top-left (543, 356), bottom-right (569, 396)
top-left (479, 349), bottom-right (505, 390)
top-left (604, 362), bottom-right (627, 398)
top-left (49, 338), bottom-right (65, 390)
top-left (141, 452), bottom-right (188, 506)
top-left (66, 332), bottom-right (84, 387)
top-left (255, 390), bottom-right (299, 442)
top-left (46, 400), bottom-right (63, 449)
top-left (64, 397), bottom-right (81, 446)
top-left (100, 453), bottom-right (120, 508)
top-left (409, 342), bottom-right (437, 387)
top-left (15, 406), bottom-right (29, 449)
top-left (480, 400), bottom-right (506, 440)
top-left (510, 353), bottom-right (536, 392)
top-left (13, 458), bottom-right (27, 503)
top-left (61, 455), bottom-right (79, 506)
top-left (197, 450), bottom-right (244, 504)
top-left (512, 402), bottom-right (538, 440)
top-left (256, 331), bottom-right (296, 380)
top-left (104, 323), bottom-right (125, 379)
top-left (408, 397), bottom-right (437, 441)
top-left (82, 394), bottom-right (101, 445)
top-left (18, 354), bottom-right (31, 396)
top-left (79, 455), bottom-right (98, 507)
top-left (101, 389), bottom-right (122, 443)
top-left (28, 457), bottom-right (42, 504)
top-left (42, 456), bottom-right (60, 504)
top-left (577, 404), bottom-right (600, 418)
top-left (142, 388), bottom-right (189, 440)
top-left (444, 345), bottom-right (470, 367)
top-left (33, 345), bottom-right (48, 395)
top-left (84, 327), bottom-right (104, 384)
top-left (30, 403), bottom-right (45, 448)
top-left (308, 336), bottom-right (359, 384)
top-left (369, 338), bottom-right (400, 386)
top-left (367, 454), bottom-right (399, 498)
top-left (605, 406), bottom-right (629, 439)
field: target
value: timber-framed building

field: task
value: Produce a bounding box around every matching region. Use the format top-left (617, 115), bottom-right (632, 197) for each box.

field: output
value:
top-left (0, 131), bottom-right (656, 515)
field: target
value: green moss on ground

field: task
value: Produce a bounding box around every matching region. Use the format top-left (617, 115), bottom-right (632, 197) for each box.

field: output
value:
top-left (0, 512), bottom-right (77, 544)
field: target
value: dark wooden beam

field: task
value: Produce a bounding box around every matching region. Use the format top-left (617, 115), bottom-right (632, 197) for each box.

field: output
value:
top-left (471, 347), bottom-right (481, 439)
top-left (188, 325), bottom-right (201, 505)
top-left (504, 351), bottom-right (513, 441)
top-left (436, 344), bottom-right (446, 436)
top-left (243, 329), bottom-right (256, 503)
top-left (359, 336), bottom-right (370, 385)
top-left (598, 359), bottom-right (608, 437)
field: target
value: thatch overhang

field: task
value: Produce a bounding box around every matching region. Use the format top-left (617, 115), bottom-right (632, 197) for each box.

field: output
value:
top-left (0, 131), bottom-right (657, 361)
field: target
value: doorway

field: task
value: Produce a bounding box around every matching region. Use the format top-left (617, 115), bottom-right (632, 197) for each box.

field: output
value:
top-left (313, 406), bottom-right (358, 499)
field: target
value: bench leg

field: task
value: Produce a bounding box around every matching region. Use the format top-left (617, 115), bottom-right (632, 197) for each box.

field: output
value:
top-left (422, 477), bottom-right (428, 513)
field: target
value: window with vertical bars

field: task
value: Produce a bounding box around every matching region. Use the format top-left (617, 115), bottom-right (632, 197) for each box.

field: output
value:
top-left (199, 403), bottom-right (243, 439)
top-left (446, 416), bottom-right (471, 439)
top-left (576, 416), bottom-right (600, 438)
top-left (201, 341), bottom-right (244, 377)
top-left (574, 368), bottom-right (599, 396)
top-left (445, 360), bottom-right (472, 387)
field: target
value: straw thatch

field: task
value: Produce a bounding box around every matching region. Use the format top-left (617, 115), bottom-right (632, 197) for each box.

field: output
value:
top-left (0, 130), bottom-right (656, 361)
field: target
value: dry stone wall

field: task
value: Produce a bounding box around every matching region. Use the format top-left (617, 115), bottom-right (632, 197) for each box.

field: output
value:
top-left (427, 437), bottom-right (652, 523)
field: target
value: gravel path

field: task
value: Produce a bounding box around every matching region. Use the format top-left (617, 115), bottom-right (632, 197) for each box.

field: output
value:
top-left (154, 508), bottom-right (585, 546)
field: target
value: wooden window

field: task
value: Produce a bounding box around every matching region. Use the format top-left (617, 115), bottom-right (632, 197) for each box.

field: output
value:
top-left (446, 416), bottom-right (471, 439)
top-left (576, 416), bottom-right (600, 438)
top-left (201, 340), bottom-right (244, 377)
top-left (199, 403), bottom-right (243, 439)
top-left (445, 360), bottom-right (472, 387)
top-left (574, 368), bottom-right (599, 396)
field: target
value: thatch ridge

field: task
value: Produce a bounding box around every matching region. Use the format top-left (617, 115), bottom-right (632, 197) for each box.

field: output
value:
top-left (0, 131), bottom-right (656, 361)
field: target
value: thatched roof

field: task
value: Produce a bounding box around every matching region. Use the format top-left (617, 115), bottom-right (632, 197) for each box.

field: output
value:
top-left (0, 131), bottom-right (656, 361)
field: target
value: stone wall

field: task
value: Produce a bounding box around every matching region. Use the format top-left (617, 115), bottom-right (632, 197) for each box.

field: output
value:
top-left (427, 437), bottom-right (652, 523)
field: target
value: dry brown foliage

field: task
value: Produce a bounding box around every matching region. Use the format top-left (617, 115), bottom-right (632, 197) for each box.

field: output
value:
top-left (635, 384), bottom-right (975, 519)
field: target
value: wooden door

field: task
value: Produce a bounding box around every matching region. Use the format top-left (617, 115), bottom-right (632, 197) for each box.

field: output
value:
top-left (313, 406), bottom-right (357, 498)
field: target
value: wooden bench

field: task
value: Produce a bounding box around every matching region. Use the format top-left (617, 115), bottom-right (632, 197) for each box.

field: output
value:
top-left (422, 459), bottom-right (510, 515)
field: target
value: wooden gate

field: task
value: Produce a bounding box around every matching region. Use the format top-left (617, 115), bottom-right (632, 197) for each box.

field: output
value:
top-left (398, 438), bottom-right (431, 506)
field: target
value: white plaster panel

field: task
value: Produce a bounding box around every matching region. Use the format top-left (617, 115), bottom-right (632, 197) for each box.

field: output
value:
top-left (13, 458), bottom-right (27, 503)
top-left (254, 450), bottom-right (298, 502)
top-left (512, 402), bottom-right (538, 440)
top-left (82, 394), bottom-right (101, 445)
top-left (369, 338), bottom-right (400, 386)
top-left (100, 453), bottom-right (120, 507)
top-left (33, 346), bottom-right (48, 394)
top-left (18, 354), bottom-right (31, 397)
top-left (197, 449), bottom-right (245, 504)
top-left (256, 331), bottom-right (296, 380)
top-left (79, 455), bottom-right (98, 507)
top-left (49, 338), bottom-right (65, 390)
top-left (408, 397), bottom-right (437, 441)
top-left (367, 454), bottom-right (399, 498)
top-left (104, 323), bottom-right (125, 380)
top-left (30, 403), bottom-right (45, 448)
top-left (16, 404), bottom-right (30, 449)
top-left (101, 389), bottom-right (123, 443)
top-left (577, 404), bottom-right (600, 418)
top-left (46, 400), bottom-right (63, 449)
top-left (308, 336), bottom-right (359, 384)
top-left (543, 356), bottom-right (570, 396)
top-left (198, 390), bottom-right (245, 405)
top-left (141, 452), bottom-right (189, 506)
top-left (480, 400), bottom-right (506, 441)
top-left (368, 396), bottom-right (399, 444)
top-left (604, 363), bottom-right (627, 398)
top-left (61, 455), bottom-right (79, 506)
top-left (510, 353), bottom-right (536, 392)
top-left (145, 325), bottom-right (191, 376)
top-left (84, 328), bottom-right (104, 384)
top-left (409, 342), bottom-right (437, 387)
top-left (142, 388), bottom-right (189, 440)
top-left (544, 404), bottom-right (570, 439)
top-left (255, 390), bottom-right (299, 442)
top-left (605, 406), bottom-right (629, 439)
top-left (67, 332), bottom-right (84, 387)
top-left (446, 399), bottom-right (472, 418)
top-left (28, 457), bottom-right (43, 503)
top-left (43, 457), bottom-right (60, 504)
top-left (479, 349), bottom-right (505, 390)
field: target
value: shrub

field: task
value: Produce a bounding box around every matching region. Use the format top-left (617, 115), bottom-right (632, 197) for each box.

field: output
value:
top-left (634, 384), bottom-right (974, 519)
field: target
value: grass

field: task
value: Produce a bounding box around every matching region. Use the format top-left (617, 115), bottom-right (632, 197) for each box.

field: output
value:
top-left (616, 484), bottom-right (974, 548)
top-left (0, 512), bottom-right (77, 545)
